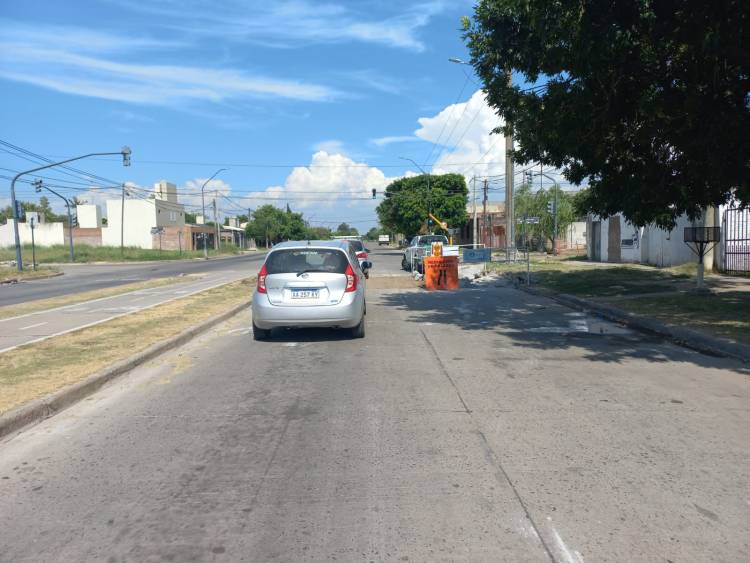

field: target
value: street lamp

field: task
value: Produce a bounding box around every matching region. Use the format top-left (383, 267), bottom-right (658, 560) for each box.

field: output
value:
top-left (8, 147), bottom-right (131, 271)
top-left (34, 180), bottom-right (75, 262)
top-left (200, 168), bottom-right (227, 259)
top-left (399, 156), bottom-right (432, 230)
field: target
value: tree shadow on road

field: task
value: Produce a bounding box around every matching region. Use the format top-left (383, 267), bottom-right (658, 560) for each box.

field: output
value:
top-left (378, 285), bottom-right (750, 375)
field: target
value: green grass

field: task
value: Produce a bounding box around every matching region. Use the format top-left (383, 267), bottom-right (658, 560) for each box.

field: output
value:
top-left (0, 244), bottom-right (244, 263)
top-left (618, 292), bottom-right (750, 345)
top-left (0, 265), bottom-right (60, 282)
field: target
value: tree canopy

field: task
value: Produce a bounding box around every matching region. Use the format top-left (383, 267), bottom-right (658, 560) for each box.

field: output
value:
top-left (514, 183), bottom-right (579, 251)
top-left (244, 205), bottom-right (333, 246)
top-left (464, 1), bottom-right (750, 227)
top-left (376, 173), bottom-right (468, 236)
top-left (334, 223), bottom-right (359, 237)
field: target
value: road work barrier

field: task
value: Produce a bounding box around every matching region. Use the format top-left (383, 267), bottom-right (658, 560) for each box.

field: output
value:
top-left (424, 256), bottom-right (459, 290)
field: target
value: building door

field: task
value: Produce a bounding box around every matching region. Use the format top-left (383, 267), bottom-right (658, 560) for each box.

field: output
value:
top-left (591, 221), bottom-right (601, 261)
top-left (607, 216), bottom-right (621, 262)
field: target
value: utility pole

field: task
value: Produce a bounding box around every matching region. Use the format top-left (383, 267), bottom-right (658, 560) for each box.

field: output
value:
top-left (482, 179), bottom-right (489, 248)
top-left (213, 197), bottom-right (219, 251)
top-left (29, 216), bottom-right (36, 271)
top-left (200, 168), bottom-right (227, 259)
top-left (120, 183), bottom-right (126, 256)
top-left (472, 176), bottom-right (478, 248)
top-left (505, 70), bottom-right (514, 259)
top-left (553, 184), bottom-right (559, 255)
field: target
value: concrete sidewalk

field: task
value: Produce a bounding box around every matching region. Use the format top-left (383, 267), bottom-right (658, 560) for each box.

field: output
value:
top-left (0, 270), bottom-right (252, 353)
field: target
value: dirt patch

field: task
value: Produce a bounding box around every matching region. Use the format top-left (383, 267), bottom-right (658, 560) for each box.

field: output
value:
top-left (367, 276), bottom-right (422, 290)
top-left (0, 278), bottom-right (254, 415)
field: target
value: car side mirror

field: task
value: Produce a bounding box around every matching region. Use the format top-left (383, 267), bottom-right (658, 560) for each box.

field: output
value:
top-left (365, 248), bottom-right (371, 253)
top-left (362, 261), bottom-right (372, 270)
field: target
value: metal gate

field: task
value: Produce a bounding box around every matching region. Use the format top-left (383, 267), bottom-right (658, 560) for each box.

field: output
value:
top-left (723, 206), bottom-right (750, 273)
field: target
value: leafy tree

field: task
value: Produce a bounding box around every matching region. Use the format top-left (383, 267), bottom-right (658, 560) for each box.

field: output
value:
top-left (245, 205), bottom-right (286, 247)
top-left (365, 227), bottom-right (382, 241)
top-left (515, 182), bottom-right (579, 251)
top-left (305, 226), bottom-right (333, 240)
top-left (464, 1), bottom-right (750, 227)
top-left (377, 173), bottom-right (468, 236)
top-left (335, 223), bottom-right (359, 237)
top-left (185, 212), bottom-right (198, 224)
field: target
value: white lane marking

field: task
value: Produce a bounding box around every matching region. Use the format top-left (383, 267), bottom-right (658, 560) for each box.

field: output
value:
top-left (550, 526), bottom-right (584, 563)
top-left (283, 342), bottom-right (298, 347)
top-left (19, 321), bottom-right (48, 331)
top-left (0, 278), bottom-right (251, 354)
top-left (227, 327), bottom-right (251, 334)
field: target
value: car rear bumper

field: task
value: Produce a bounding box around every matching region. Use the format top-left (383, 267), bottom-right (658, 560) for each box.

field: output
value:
top-left (251, 291), bottom-right (364, 329)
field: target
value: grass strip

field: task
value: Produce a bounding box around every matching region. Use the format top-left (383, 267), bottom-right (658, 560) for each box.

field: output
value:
top-left (0, 278), bottom-right (254, 415)
top-left (0, 244), bottom-right (245, 263)
top-left (610, 292), bottom-right (750, 345)
top-left (0, 276), bottom-right (195, 321)
top-left (0, 266), bottom-right (60, 283)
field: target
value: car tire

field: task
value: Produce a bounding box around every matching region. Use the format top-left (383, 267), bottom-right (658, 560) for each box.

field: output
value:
top-left (253, 322), bottom-right (271, 341)
top-left (401, 256), bottom-right (410, 271)
top-left (350, 316), bottom-right (365, 338)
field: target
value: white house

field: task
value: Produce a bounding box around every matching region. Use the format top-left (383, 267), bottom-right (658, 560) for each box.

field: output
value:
top-left (0, 213), bottom-right (66, 248)
top-left (102, 181), bottom-right (186, 249)
top-left (587, 209), bottom-right (722, 268)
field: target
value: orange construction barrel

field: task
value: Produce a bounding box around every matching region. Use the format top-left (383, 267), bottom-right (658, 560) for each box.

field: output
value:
top-left (424, 256), bottom-right (459, 290)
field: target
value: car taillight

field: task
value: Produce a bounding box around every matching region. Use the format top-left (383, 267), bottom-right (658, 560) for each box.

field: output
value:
top-left (344, 263), bottom-right (357, 292)
top-left (257, 264), bottom-right (267, 293)
top-left (356, 251), bottom-right (367, 259)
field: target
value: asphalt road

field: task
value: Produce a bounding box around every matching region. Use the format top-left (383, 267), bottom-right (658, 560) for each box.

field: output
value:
top-left (0, 253), bottom-right (266, 307)
top-left (1, 254), bottom-right (748, 561)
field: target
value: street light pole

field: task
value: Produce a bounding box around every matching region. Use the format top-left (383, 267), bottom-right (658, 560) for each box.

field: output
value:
top-left (35, 181), bottom-right (75, 262)
top-left (532, 171), bottom-right (561, 254)
top-left (9, 148), bottom-right (131, 271)
top-left (399, 156), bottom-right (431, 230)
top-left (200, 168), bottom-right (227, 259)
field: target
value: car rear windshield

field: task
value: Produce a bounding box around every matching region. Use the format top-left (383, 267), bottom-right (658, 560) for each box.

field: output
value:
top-left (348, 240), bottom-right (364, 252)
top-left (265, 249), bottom-right (349, 274)
top-left (420, 236), bottom-right (448, 245)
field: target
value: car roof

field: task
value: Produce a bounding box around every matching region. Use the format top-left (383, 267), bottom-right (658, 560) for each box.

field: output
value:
top-left (270, 240), bottom-right (353, 251)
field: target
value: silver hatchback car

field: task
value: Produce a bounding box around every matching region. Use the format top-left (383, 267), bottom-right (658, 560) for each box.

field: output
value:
top-left (251, 240), bottom-right (371, 340)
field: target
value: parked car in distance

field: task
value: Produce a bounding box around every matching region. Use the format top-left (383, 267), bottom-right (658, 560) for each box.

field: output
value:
top-left (378, 234), bottom-right (390, 246)
top-left (343, 238), bottom-right (372, 278)
top-left (402, 234), bottom-right (449, 272)
top-left (252, 240), bottom-right (370, 340)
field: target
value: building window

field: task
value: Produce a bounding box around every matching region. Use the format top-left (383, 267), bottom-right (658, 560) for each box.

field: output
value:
top-left (169, 211), bottom-right (177, 222)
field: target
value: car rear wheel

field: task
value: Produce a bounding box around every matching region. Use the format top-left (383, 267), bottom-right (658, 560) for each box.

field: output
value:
top-left (350, 316), bottom-right (365, 338)
top-left (401, 256), bottom-right (410, 271)
top-left (253, 322), bottom-right (271, 340)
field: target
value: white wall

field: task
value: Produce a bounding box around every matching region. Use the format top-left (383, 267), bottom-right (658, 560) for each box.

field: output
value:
top-left (102, 198), bottom-right (185, 249)
top-left (640, 215), bottom-right (698, 267)
top-left (77, 204), bottom-right (102, 228)
top-left (0, 219), bottom-right (66, 247)
top-left (102, 200), bottom-right (157, 249)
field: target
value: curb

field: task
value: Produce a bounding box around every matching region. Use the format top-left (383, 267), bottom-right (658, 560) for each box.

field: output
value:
top-left (517, 282), bottom-right (750, 363)
top-left (0, 298), bottom-right (250, 441)
top-left (43, 253), bottom-right (261, 267)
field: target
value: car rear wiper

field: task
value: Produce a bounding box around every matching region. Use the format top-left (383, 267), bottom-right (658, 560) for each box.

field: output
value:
top-left (296, 269), bottom-right (326, 277)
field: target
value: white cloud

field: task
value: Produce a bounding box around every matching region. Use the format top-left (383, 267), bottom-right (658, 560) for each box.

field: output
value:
top-left (0, 24), bottom-right (337, 105)
top-left (246, 151), bottom-right (396, 209)
top-left (414, 90), bottom-right (505, 180)
top-left (370, 135), bottom-right (420, 147)
top-left (108, 0), bottom-right (446, 52)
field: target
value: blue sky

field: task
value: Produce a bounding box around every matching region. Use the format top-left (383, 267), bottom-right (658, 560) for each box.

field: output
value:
top-left (0, 0), bottom-right (522, 232)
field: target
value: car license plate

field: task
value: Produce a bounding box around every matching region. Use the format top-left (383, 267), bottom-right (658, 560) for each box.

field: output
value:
top-left (291, 289), bottom-right (319, 299)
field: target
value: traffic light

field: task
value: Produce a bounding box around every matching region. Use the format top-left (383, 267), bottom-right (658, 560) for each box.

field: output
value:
top-left (547, 201), bottom-right (555, 214)
top-left (526, 171), bottom-right (533, 185)
top-left (371, 188), bottom-right (376, 199)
